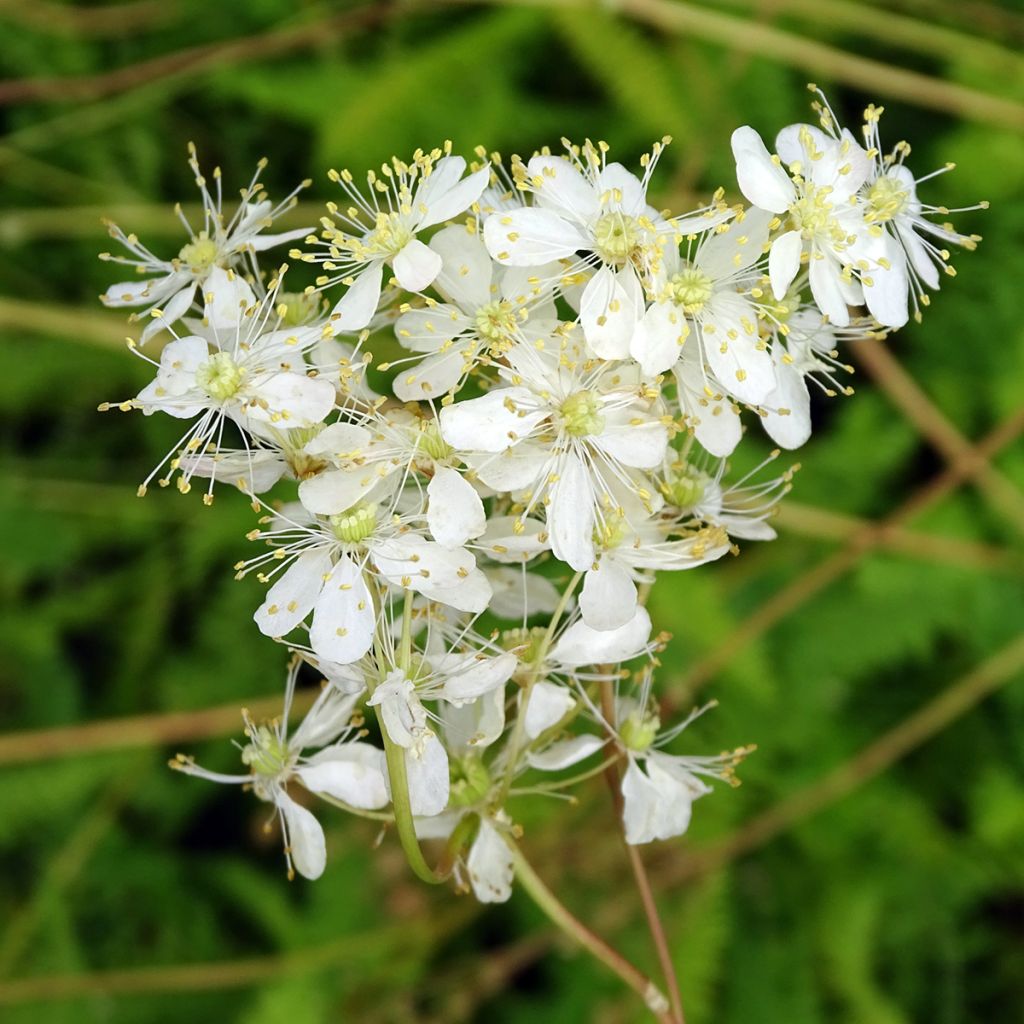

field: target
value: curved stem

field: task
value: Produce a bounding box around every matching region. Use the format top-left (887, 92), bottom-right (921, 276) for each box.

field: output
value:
top-left (368, 587), bottom-right (451, 885)
top-left (510, 841), bottom-right (673, 1022)
top-left (599, 677), bottom-right (685, 1024)
top-left (496, 571), bottom-right (583, 805)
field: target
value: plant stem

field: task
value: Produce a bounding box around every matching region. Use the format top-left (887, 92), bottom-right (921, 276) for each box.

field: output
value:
top-left (510, 841), bottom-right (674, 1022)
top-left (600, 678), bottom-right (686, 1024)
top-left (368, 588), bottom-right (450, 885)
top-left (496, 571), bottom-right (582, 805)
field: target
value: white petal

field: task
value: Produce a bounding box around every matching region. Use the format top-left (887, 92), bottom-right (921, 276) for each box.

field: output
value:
top-left (761, 357), bottom-right (812, 450)
top-left (417, 163), bottom-right (490, 230)
top-left (809, 253), bottom-right (850, 326)
top-left (140, 283), bottom-right (197, 342)
top-left (580, 266), bottom-right (640, 360)
top-left (393, 345), bottom-right (473, 401)
top-left (298, 467), bottom-right (379, 516)
top-left (861, 237), bottom-right (909, 328)
top-left (404, 733), bottom-right (450, 817)
top-left (441, 686), bottom-right (506, 750)
top-left (439, 386), bottom-right (544, 453)
top-left (630, 300), bottom-right (688, 377)
top-left (297, 743), bottom-right (389, 809)
top-left (254, 548), bottom-right (332, 638)
top-left (429, 224), bottom-right (494, 309)
top-left (308, 555), bottom-right (376, 664)
top-left (731, 126), bottom-right (793, 213)
top-left (673, 358), bottom-right (743, 458)
top-left (484, 567), bottom-right (561, 620)
top-left (277, 793), bottom-right (326, 879)
top-left (594, 413), bottom-right (668, 470)
top-left (547, 453), bottom-right (595, 572)
top-left (620, 759), bottom-right (663, 845)
top-left (437, 651), bottom-right (516, 703)
top-left (466, 819), bottom-right (514, 903)
top-left (697, 207), bottom-right (773, 279)
top-left (393, 304), bottom-right (469, 354)
top-left (373, 536), bottom-right (491, 613)
top-left (478, 515), bottom-right (550, 563)
top-left (202, 266), bottom-right (256, 330)
top-left (393, 239), bottom-right (443, 292)
top-left (427, 467), bottom-right (486, 548)
top-left (769, 229), bottom-right (803, 300)
top-left (526, 734), bottom-right (605, 771)
top-left (596, 163), bottom-right (648, 218)
top-left (483, 207), bottom-right (590, 266)
top-left (700, 292), bottom-right (776, 405)
top-left (580, 558), bottom-right (638, 631)
top-left (527, 155), bottom-right (599, 223)
top-left (328, 263), bottom-right (383, 332)
top-left (522, 681), bottom-right (576, 739)
top-left (550, 607), bottom-right (652, 668)
top-left (244, 373), bottom-right (336, 428)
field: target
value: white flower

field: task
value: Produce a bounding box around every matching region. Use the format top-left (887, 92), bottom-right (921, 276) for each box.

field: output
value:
top-left (731, 121), bottom-right (877, 326)
top-left (100, 144), bottom-right (310, 343)
top-left (246, 493), bottom-right (491, 665)
top-left (856, 100), bottom-right (984, 324)
top-left (611, 693), bottom-right (749, 845)
top-left (171, 659), bottom-right (387, 879)
top-left (302, 148), bottom-right (490, 332)
top-left (632, 208), bottom-right (776, 404)
top-left (440, 337), bottom-right (669, 571)
top-left (392, 223), bottom-right (559, 400)
top-left (660, 449), bottom-right (794, 542)
top-left (484, 139), bottom-right (731, 357)
top-left (580, 514), bottom-right (730, 630)
top-left (116, 271), bottom-right (336, 500)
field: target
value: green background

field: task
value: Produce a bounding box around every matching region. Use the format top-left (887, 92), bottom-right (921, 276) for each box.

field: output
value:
top-left (1, 0), bottom-right (1023, 1020)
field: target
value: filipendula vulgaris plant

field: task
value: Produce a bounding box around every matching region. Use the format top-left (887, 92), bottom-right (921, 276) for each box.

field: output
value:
top-left (98, 87), bottom-right (984, 1020)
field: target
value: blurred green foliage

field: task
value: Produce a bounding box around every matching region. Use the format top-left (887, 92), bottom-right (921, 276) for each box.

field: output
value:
top-left (1, 0), bottom-right (1023, 1021)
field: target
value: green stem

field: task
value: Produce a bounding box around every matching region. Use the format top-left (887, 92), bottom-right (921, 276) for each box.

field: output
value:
top-left (510, 841), bottom-right (673, 1022)
top-left (368, 587), bottom-right (450, 885)
top-left (496, 570), bottom-right (583, 805)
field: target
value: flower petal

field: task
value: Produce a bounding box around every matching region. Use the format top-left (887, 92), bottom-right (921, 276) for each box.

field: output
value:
top-left (731, 126), bottom-right (793, 213)
top-left (309, 555), bottom-right (376, 664)
top-left (427, 467), bottom-right (486, 548)
top-left (484, 207), bottom-right (590, 266)
top-left (254, 547), bottom-right (332, 638)
top-left (277, 793), bottom-right (326, 879)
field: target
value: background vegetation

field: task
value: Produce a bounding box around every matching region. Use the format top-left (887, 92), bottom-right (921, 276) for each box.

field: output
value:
top-left (1, 0), bottom-right (1022, 1020)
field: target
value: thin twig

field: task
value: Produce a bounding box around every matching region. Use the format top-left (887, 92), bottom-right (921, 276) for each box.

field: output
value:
top-left (439, 0), bottom-right (1024, 129)
top-left (0, 0), bottom-right (178, 37)
top-left (0, 693), bottom-right (315, 767)
top-left (775, 501), bottom-right (1024, 574)
top-left (599, 678), bottom-right (685, 1024)
top-left (661, 630), bottom-right (1024, 884)
top-left (0, 904), bottom-right (474, 1005)
top-left (674, 408), bottom-right (1024, 696)
top-left (511, 842), bottom-right (674, 1022)
top-left (854, 338), bottom-right (1024, 538)
top-left (0, 4), bottom-right (388, 106)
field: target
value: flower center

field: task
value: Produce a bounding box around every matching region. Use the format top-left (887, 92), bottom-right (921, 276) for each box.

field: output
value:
top-left (330, 502), bottom-right (377, 544)
top-left (450, 755), bottom-right (491, 807)
top-left (594, 513), bottom-right (629, 551)
top-left (864, 174), bottom-right (909, 224)
top-left (592, 213), bottom-right (642, 266)
top-left (620, 709), bottom-right (661, 753)
top-left (241, 726), bottom-right (292, 778)
top-left (416, 423), bottom-right (453, 463)
top-left (762, 285), bottom-right (802, 325)
top-left (178, 232), bottom-right (219, 273)
top-left (278, 290), bottom-right (323, 326)
top-left (669, 265), bottom-right (714, 313)
top-left (560, 390), bottom-right (604, 438)
top-left (474, 300), bottom-right (518, 345)
top-left (196, 351), bottom-right (245, 401)
top-left (365, 211), bottom-right (414, 257)
top-left (501, 626), bottom-right (548, 685)
top-left (788, 182), bottom-right (839, 240)
top-left (662, 464), bottom-right (708, 510)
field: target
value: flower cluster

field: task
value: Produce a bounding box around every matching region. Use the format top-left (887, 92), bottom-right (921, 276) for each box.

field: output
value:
top-left (101, 90), bottom-right (980, 897)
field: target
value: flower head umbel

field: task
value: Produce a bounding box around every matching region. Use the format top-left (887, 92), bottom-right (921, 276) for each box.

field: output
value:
top-left (100, 144), bottom-right (311, 343)
top-left (99, 96), bottom-right (979, 942)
